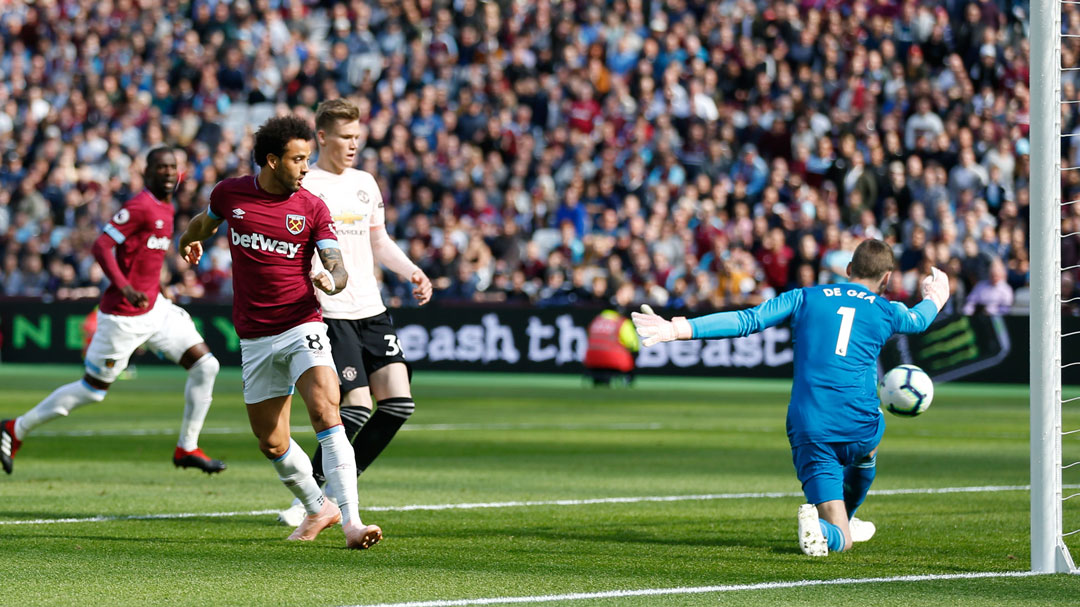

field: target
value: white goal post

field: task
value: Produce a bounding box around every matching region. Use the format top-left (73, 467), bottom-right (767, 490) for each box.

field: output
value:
top-left (1030, 0), bottom-right (1077, 574)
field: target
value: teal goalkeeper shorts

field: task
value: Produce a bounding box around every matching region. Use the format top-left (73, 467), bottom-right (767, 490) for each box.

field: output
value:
top-left (792, 437), bottom-right (879, 505)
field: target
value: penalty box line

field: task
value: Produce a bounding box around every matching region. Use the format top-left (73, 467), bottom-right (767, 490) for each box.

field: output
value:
top-left (0, 484), bottom-right (1062, 526)
top-left (342, 571), bottom-right (1045, 607)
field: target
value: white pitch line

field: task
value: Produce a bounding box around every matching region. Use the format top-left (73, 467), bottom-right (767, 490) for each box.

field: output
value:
top-left (343, 571), bottom-right (1044, 607)
top-left (29, 422), bottom-right (665, 438)
top-left (2, 484), bottom-right (1071, 526)
top-left (364, 483), bottom-right (1064, 513)
top-left (351, 572), bottom-right (1046, 607)
top-left (0, 509), bottom-right (281, 526)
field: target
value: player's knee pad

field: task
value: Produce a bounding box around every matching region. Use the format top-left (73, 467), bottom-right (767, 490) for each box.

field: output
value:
top-left (376, 397), bottom-right (414, 419)
top-left (188, 354), bottom-right (219, 382)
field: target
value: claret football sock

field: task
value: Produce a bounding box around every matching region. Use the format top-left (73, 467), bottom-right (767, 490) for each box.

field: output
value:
top-left (843, 454), bottom-right (877, 518)
top-left (819, 519), bottom-right (847, 553)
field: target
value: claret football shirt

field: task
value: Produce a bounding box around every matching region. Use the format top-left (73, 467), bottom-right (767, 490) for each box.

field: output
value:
top-left (99, 190), bottom-right (175, 316)
top-left (209, 175), bottom-right (338, 339)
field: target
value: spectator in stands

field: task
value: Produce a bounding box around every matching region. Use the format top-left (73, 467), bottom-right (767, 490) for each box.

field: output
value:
top-left (963, 258), bottom-right (1014, 315)
top-left (0, 0), bottom-right (1038, 321)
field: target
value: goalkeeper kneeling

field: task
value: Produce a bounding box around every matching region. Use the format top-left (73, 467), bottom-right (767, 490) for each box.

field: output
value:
top-left (632, 239), bottom-right (950, 556)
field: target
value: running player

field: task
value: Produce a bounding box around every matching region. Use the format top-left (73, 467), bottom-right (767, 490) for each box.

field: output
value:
top-left (178, 115), bottom-right (381, 549)
top-left (0, 148), bottom-right (225, 475)
top-left (632, 239), bottom-right (950, 556)
top-left (277, 98), bottom-right (432, 526)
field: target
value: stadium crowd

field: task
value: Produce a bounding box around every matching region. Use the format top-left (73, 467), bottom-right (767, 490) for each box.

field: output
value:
top-left (0, 0), bottom-right (1069, 316)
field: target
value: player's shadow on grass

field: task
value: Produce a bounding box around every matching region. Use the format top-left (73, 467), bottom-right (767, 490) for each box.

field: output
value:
top-left (389, 520), bottom-right (791, 551)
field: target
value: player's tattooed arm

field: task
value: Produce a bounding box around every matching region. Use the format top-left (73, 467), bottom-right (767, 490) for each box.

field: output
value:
top-left (314, 246), bottom-right (348, 294)
top-left (178, 210), bottom-right (224, 265)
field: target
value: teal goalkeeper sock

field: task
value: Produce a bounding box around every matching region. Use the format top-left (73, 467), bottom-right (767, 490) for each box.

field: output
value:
top-left (819, 519), bottom-right (846, 552)
top-left (843, 455), bottom-right (876, 518)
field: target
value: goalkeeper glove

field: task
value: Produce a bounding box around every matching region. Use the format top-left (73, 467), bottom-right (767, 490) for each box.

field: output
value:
top-left (631, 304), bottom-right (693, 347)
top-left (921, 267), bottom-right (950, 312)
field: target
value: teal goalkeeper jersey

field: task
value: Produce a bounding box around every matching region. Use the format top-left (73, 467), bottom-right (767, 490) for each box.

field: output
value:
top-left (688, 283), bottom-right (938, 447)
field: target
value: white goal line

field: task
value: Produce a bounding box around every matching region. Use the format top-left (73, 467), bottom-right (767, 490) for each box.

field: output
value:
top-left (341, 571), bottom-right (1045, 607)
top-left (1, 484), bottom-right (1070, 526)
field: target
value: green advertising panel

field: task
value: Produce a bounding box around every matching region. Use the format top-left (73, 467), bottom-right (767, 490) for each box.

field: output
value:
top-left (0, 299), bottom-right (1073, 383)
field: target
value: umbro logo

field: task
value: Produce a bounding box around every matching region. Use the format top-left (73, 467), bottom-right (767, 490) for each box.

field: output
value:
top-left (233, 209), bottom-right (246, 219)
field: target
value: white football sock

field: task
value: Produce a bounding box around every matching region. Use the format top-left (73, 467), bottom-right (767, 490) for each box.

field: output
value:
top-left (14, 379), bottom-right (107, 440)
top-left (178, 354), bottom-right (219, 451)
top-left (317, 425), bottom-right (361, 527)
top-left (272, 438), bottom-right (324, 516)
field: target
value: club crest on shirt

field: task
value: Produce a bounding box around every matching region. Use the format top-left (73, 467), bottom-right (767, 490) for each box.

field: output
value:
top-left (286, 214), bottom-right (306, 235)
top-left (357, 190), bottom-right (369, 203)
top-left (155, 219), bottom-right (164, 229)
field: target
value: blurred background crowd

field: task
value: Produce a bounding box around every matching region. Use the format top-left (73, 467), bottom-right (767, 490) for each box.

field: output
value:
top-left (0, 0), bottom-right (1072, 316)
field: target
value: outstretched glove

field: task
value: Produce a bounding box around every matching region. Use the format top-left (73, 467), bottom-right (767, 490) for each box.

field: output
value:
top-left (921, 267), bottom-right (950, 312)
top-left (631, 304), bottom-right (693, 347)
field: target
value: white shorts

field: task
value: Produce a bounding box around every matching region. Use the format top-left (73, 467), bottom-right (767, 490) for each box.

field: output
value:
top-left (239, 321), bottom-right (337, 404)
top-left (85, 296), bottom-right (205, 383)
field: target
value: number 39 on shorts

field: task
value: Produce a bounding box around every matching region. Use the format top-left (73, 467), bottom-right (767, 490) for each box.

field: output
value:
top-left (384, 334), bottom-right (402, 356)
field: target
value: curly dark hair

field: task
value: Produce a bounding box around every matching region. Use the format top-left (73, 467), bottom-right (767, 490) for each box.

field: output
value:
top-left (253, 115), bottom-right (314, 168)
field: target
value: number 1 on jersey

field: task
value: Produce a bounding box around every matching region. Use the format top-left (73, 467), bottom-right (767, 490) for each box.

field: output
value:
top-left (835, 306), bottom-right (856, 356)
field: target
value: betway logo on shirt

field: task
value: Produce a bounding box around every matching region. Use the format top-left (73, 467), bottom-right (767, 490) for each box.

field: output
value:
top-left (231, 228), bottom-right (302, 258)
top-left (146, 235), bottom-right (171, 250)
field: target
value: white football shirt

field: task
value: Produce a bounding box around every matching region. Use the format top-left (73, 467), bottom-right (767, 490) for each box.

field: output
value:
top-left (303, 166), bottom-right (387, 320)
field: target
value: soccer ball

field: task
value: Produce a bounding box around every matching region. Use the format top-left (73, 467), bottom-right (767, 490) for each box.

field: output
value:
top-left (878, 364), bottom-right (934, 417)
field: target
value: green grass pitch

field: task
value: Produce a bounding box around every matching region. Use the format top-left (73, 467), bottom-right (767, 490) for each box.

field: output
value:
top-left (1, 364), bottom-right (1078, 606)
